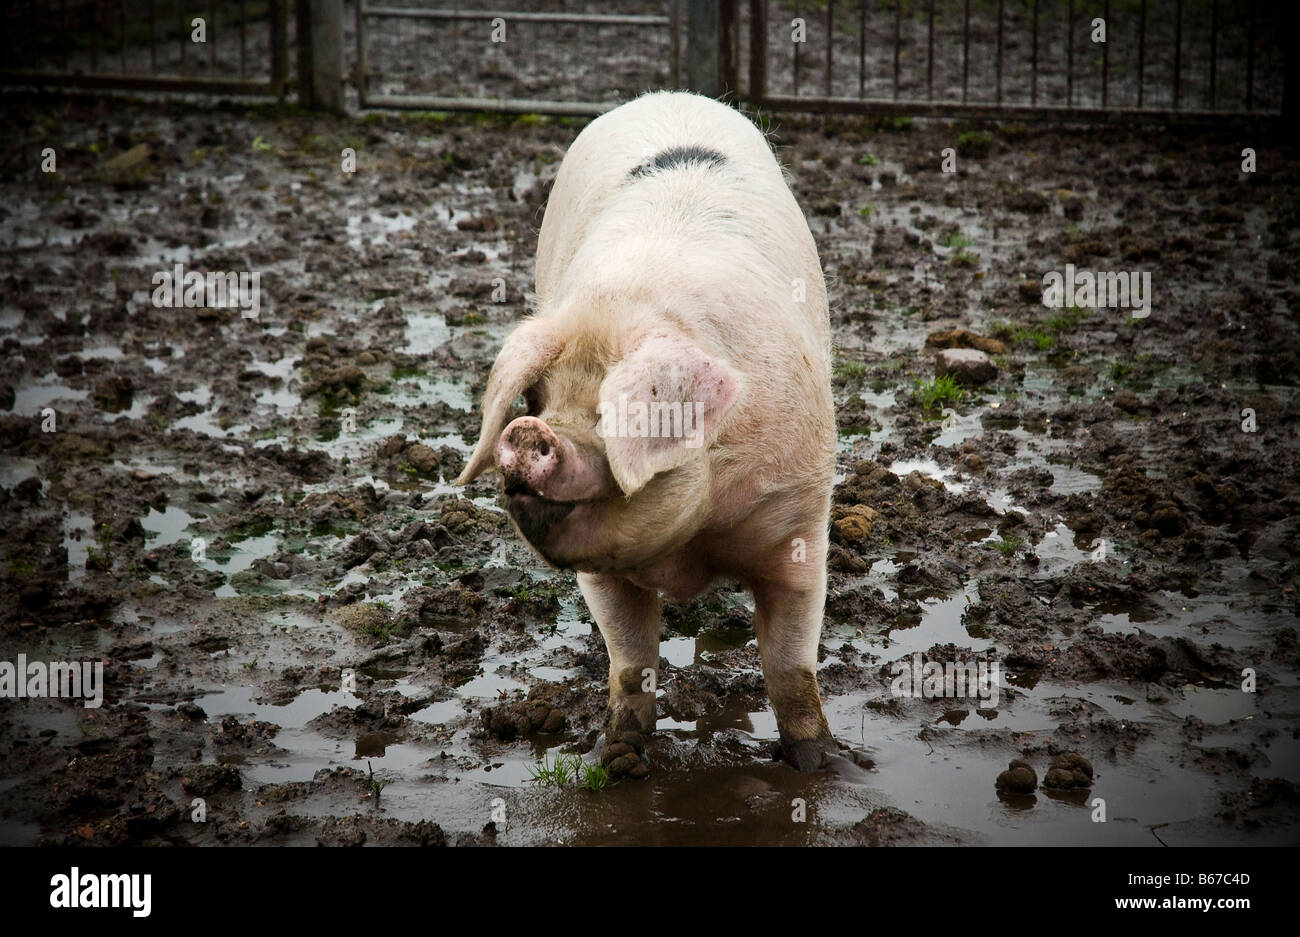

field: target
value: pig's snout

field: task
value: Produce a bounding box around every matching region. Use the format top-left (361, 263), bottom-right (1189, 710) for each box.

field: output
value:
top-left (498, 416), bottom-right (562, 497)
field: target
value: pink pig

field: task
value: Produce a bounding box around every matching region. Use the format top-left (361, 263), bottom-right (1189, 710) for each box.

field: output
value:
top-left (458, 91), bottom-right (854, 776)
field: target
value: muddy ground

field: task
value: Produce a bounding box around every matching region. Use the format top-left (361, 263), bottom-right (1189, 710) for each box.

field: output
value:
top-left (0, 92), bottom-right (1297, 846)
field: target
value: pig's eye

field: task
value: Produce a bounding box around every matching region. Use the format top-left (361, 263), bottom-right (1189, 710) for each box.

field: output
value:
top-left (523, 385), bottom-right (543, 417)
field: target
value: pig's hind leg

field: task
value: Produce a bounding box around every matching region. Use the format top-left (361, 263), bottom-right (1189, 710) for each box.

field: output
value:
top-left (752, 574), bottom-right (842, 772)
top-left (578, 572), bottom-right (661, 780)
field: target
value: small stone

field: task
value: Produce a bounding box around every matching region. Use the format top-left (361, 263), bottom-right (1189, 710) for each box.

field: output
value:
top-left (935, 348), bottom-right (998, 385)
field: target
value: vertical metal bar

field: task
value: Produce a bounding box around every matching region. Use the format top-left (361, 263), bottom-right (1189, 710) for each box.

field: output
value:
top-left (119, 0), bottom-right (126, 74)
top-left (1246, 0), bottom-right (1256, 110)
top-left (961, 0), bottom-right (970, 104)
top-left (62, 0), bottom-right (69, 73)
top-left (927, 0), bottom-right (935, 101)
top-left (357, 0), bottom-right (368, 105)
top-left (1137, 0), bottom-right (1145, 107)
top-left (240, 0), bottom-right (247, 79)
top-left (180, 7), bottom-right (186, 67)
top-left (1031, 0), bottom-right (1038, 105)
top-left (1102, 0), bottom-right (1109, 108)
top-left (1208, 0), bottom-right (1216, 109)
top-left (149, 0), bottom-right (156, 74)
top-left (824, 0), bottom-right (832, 97)
top-left (210, 6), bottom-right (216, 73)
top-left (1172, 0), bottom-right (1181, 109)
top-left (793, 0), bottom-right (800, 96)
top-left (91, 0), bottom-right (98, 73)
top-left (671, 0), bottom-right (681, 88)
top-left (270, 0), bottom-right (288, 97)
top-left (858, 0), bottom-right (865, 99)
top-left (996, 0), bottom-right (1004, 105)
top-left (1067, 0), bottom-right (1074, 107)
top-left (893, 0), bottom-right (900, 100)
top-left (748, 0), bottom-right (765, 101)
top-left (721, 0), bottom-right (738, 94)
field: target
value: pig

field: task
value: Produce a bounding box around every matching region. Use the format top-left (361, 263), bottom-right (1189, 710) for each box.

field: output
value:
top-left (457, 91), bottom-right (858, 777)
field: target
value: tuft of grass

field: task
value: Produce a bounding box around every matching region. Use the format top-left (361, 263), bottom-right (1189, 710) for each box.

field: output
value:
top-left (835, 360), bottom-right (869, 381)
top-left (580, 760), bottom-right (610, 792)
top-left (858, 153), bottom-right (881, 166)
top-left (858, 204), bottom-right (874, 218)
top-left (991, 536), bottom-right (1024, 556)
top-left (913, 374), bottom-right (963, 412)
top-left (1030, 330), bottom-right (1055, 351)
top-left (939, 231), bottom-right (973, 249)
top-left (528, 752), bottom-right (611, 792)
top-left (365, 760), bottom-right (391, 798)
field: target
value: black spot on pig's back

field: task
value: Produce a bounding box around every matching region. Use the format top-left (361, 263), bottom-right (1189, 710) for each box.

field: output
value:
top-left (629, 145), bottom-right (726, 179)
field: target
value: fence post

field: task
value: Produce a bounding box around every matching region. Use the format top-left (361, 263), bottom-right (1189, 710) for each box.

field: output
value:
top-left (686, 0), bottom-right (721, 96)
top-left (270, 0), bottom-right (289, 98)
top-left (297, 0), bottom-right (344, 112)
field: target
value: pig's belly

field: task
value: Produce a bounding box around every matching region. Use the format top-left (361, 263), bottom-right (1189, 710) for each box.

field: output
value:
top-left (621, 550), bottom-right (719, 603)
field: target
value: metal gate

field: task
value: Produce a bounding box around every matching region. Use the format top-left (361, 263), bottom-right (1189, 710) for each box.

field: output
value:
top-left (355, 0), bottom-right (680, 115)
top-left (746, 0), bottom-right (1290, 123)
top-left (0, 0), bottom-right (290, 98)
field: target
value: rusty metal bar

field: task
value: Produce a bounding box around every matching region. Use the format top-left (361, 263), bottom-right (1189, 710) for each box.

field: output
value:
top-left (858, 0), bottom-right (865, 98)
top-left (996, 0), bottom-right (1004, 105)
top-left (1067, 0), bottom-right (1074, 107)
top-left (962, 0), bottom-right (970, 103)
top-left (749, 0), bottom-right (765, 101)
top-left (1246, 0), bottom-right (1256, 110)
top-left (794, 0), bottom-right (800, 96)
top-left (1032, 0), bottom-right (1038, 105)
top-left (1137, 0), bottom-right (1145, 107)
top-left (270, 0), bottom-right (288, 97)
top-left (357, 0), bottom-right (370, 105)
top-left (363, 8), bottom-right (668, 27)
top-left (758, 92), bottom-right (1281, 124)
top-left (927, 0), bottom-right (934, 101)
top-left (670, 0), bottom-right (680, 88)
top-left (1173, 0), bottom-right (1181, 109)
top-left (1209, 0), bottom-right (1216, 109)
top-left (892, 0), bottom-right (900, 100)
top-left (1102, 0), bottom-right (1109, 108)
top-left (0, 72), bottom-right (283, 96)
top-left (824, 0), bottom-right (832, 97)
top-left (362, 93), bottom-right (613, 116)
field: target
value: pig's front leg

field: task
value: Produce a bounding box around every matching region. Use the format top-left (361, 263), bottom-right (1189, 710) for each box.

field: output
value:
top-left (752, 572), bottom-right (840, 771)
top-left (578, 571), bottom-right (660, 780)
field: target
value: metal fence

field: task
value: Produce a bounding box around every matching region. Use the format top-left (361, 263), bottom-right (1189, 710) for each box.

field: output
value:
top-left (747, 0), bottom-right (1290, 123)
top-left (355, 0), bottom-right (680, 114)
top-left (0, 0), bottom-right (291, 97)
top-left (0, 0), bottom-right (1288, 124)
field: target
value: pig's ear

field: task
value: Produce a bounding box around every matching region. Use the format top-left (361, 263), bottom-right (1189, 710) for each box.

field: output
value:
top-left (598, 332), bottom-right (741, 496)
top-left (455, 319), bottom-right (564, 485)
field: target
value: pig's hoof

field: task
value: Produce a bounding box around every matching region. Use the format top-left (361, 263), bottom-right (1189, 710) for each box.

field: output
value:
top-left (777, 737), bottom-right (842, 772)
top-left (600, 731), bottom-right (650, 780)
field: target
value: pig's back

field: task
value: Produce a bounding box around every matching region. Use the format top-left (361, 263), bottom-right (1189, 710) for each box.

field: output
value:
top-left (535, 92), bottom-right (826, 337)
